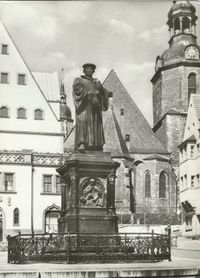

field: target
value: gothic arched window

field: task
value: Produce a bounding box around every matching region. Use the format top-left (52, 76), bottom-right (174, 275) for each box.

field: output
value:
top-left (0, 106), bottom-right (9, 118)
top-left (13, 208), bottom-right (19, 225)
top-left (188, 73), bottom-right (196, 103)
top-left (159, 171), bottom-right (167, 198)
top-left (145, 170), bottom-right (151, 198)
top-left (17, 108), bottom-right (26, 119)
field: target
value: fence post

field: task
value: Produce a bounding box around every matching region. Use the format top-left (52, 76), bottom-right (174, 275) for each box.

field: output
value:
top-left (7, 235), bottom-right (11, 263)
top-left (18, 231), bottom-right (22, 263)
top-left (66, 232), bottom-right (70, 264)
top-left (168, 227), bottom-right (171, 261)
top-left (151, 230), bottom-right (155, 262)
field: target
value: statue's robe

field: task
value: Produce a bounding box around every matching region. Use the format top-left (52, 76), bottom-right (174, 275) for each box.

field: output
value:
top-left (73, 75), bottom-right (109, 151)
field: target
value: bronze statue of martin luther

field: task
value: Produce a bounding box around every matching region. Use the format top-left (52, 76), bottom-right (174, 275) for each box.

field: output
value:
top-left (72, 63), bottom-right (112, 152)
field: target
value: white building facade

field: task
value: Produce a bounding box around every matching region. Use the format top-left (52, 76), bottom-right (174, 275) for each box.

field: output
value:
top-left (179, 94), bottom-right (200, 238)
top-left (0, 20), bottom-right (72, 243)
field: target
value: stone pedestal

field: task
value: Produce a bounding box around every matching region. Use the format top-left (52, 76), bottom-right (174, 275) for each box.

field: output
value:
top-left (56, 151), bottom-right (119, 234)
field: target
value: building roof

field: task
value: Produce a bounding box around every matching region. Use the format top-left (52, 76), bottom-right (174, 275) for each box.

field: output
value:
top-left (178, 134), bottom-right (197, 148)
top-left (191, 94), bottom-right (200, 125)
top-left (143, 153), bottom-right (170, 162)
top-left (168, 1), bottom-right (196, 21)
top-left (103, 70), bottom-right (168, 154)
top-left (103, 107), bottom-right (133, 160)
top-left (32, 72), bottom-right (60, 102)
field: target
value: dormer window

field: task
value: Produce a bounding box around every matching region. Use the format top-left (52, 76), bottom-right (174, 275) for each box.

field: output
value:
top-left (120, 109), bottom-right (124, 116)
top-left (18, 74), bottom-right (26, 85)
top-left (34, 109), bottom-right (43, 120)
top-left (1, 44), bottom-right (8, 55)
top-left (125, 134), bottom-right (130, 142)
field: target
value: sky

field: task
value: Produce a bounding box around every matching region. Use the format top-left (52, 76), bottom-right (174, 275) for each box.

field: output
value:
top-left (0, 0), bottom-right (200, 126)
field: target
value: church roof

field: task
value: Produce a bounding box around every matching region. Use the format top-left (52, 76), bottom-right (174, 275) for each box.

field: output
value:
top-left (32, 72), bottom-right (60, 102)
top-left (103, 107), bottom-right (133, 160)
top-left (103, 70), bottom-right (168, 154)
top-left (143, 153), bottom-right (170, 162)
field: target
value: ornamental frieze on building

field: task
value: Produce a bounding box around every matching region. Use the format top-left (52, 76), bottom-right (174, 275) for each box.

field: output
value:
top-left (33, 155), bottom-right (64, 166)
top-left (0, 151), bottom-right (70, 166)
top-left (0, 153), bottom-right (31, 164)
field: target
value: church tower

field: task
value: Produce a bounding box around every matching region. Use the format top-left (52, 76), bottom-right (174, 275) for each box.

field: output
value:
top-left (151, 0), bottom-right (200, 166)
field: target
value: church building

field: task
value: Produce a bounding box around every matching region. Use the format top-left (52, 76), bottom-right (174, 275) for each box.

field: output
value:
top-left (152, 0), bottom-right (200, 168)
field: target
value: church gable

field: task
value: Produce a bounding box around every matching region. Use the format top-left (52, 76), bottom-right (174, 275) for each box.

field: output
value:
top-left (0, 20), bottom-right (59, 134)
top-left (103, 70), bottom-right (168, 154)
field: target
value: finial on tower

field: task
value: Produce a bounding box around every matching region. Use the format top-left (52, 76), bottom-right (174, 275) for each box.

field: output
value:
top-left (60, 68), bottom-right (66, 101)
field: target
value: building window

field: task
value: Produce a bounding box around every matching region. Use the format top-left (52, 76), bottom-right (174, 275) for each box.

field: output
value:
top-left (120, 109), bottom-right (124, 116)
top-left (5, 173), bottom-right (14, 192)
top-left (125, 134), bottom-right (130, 142)
top-left (190, 145), bottom-right (195, 158)
top-left (56, 176), bottom-right (61, 194)
top-left (43, 175), bottom-right (52, 193)
top-left (185, 215), bottom-right (192, 231)
top-left (34, 109), bottom-right (43, 120)
top-left (13, 208), bottom-right (19, 225)
top-left (197, 174), bottom-right (200, 187)
top-left (1, 44), bottom-right (8, 55)
top-left (174, 18), bottom-right (180, 34)
top-left (0, 106), bottom-right (9, 118)
top-left (191, 175), bottom-right (195, 187)
top-left (182, 17), bottom-right (190, 33)
top-left (18, 74), bottom-right (26, 85)
top-left (17, 108), bottom-right (26, 119)
top-left (0, 72), bottom-right (9, 84)
top-left (144, 170), bottom-right (151, 198)
top-left (180, 176), bottom-right (183, 189)
top-left (197, 144), bottom-right (200, 154)
top-left (188, 73), bottom-right (196, 103)
top-left (159, 171), bottom-right (166, 198)
top-left (184, 174), bottom-right (187, 188)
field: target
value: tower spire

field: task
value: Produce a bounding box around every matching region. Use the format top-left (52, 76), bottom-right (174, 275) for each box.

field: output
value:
top-left (60, 68), bottom-right (66, 104)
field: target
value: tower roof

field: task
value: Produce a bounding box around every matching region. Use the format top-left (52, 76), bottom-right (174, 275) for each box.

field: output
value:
top-left (168, 1), bottom-right (196, 23)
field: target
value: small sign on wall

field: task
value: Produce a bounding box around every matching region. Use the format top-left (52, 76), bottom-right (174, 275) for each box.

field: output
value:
top-left (7, 197), bottom-right (11, 206)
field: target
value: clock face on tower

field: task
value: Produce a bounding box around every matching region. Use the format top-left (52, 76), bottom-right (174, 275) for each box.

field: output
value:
top-left (185, 45), bottom-right (199, 60)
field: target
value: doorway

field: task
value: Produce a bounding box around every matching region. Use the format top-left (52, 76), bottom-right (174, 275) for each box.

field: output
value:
top-left (45, 210), bottom-right (60, 234)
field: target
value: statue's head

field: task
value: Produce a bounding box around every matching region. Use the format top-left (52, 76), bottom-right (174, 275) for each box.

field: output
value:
top-left (89, 178), bottom-right (95, 186)
top-left (82, 63), bottom-right (96, 77)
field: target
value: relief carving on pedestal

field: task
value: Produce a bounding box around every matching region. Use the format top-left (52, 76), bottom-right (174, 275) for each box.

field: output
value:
top-left (80, 178), bottom-right (105, 208)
